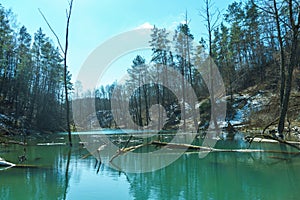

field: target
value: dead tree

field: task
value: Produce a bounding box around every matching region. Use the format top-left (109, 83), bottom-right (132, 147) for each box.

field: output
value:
top-left (39, 0), bottom-right (74, 146)
top-left (277, 0), bottom-right (300, 135)
top-left (200, 0), bottom-right (220, 130)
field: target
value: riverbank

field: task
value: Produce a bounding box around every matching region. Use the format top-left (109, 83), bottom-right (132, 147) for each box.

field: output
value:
top-left (1, 84), bottom-right (300, 143)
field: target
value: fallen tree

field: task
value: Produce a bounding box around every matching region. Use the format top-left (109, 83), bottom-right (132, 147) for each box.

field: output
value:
top-left (245, 134), bottom-right (300, 151)
top-left (0, 157), bottom-right (44, 170)
top-left (108, 140), bottom-right (300, 164)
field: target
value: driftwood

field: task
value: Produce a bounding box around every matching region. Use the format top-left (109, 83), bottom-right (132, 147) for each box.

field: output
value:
top-left (268, 156), bottom-right (290, 161)
top-left (82, 136), bottom-right (134, 160)
top-left (0, 158), bottom-right (15, 167)
top-left (13, 164), bottom-right (41, 168)
top-left (232, 123), bottom-right (247, 127)
top-left (81, 149), bottom-right (98, 159)
top-left (108, 140), bottom-right (300, 163)
top-left (0, 163), bottom-right (45, 170)
top-left (150, 141), bottom-right (300, 154)
top-left (0, 139), bottom-right (26, 146)
top-left (0, 158), bottom-right (41, 170)
top-left (246, 134), bottom-right (300, 151)
top-left (151, 141), bottom-right (213, 151)
top-left (110, 143), bottom-right (150, 163)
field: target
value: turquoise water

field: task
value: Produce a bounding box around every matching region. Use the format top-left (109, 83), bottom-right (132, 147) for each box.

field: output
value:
top-left (1, 133), bottom-right (300, 200)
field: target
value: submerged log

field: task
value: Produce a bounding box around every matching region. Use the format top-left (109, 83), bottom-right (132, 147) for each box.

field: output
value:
top-left (109, 140), bottom-right (300, 163)
top-left (151, 141), bottom-right (212, 151)
top-left (81, 151), bottom-right (94, 159)
top-left (110, 143), bottom-right (149, 163)
top-left (13, 164), bottom-right (41, 168)
top-left (0, 157), bottom-right (43, 170)
top-left (151, 141), bottom-right (264, 152)
top-left (246, 134), bottom-right (300, 151)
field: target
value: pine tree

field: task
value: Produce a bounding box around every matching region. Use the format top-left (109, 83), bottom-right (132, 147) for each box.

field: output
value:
top-left (150, 26), bottom-right (171, 129)
top-left (14, 26), bottom-right (32, 126)
top-left (127, 55), bottom-right (148, 127)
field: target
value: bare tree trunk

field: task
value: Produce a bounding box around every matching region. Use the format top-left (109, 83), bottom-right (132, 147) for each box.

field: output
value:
top-left (64, 0), bottom-right (73, 147)
top-left (181, 61), bottom-right (186, 131)
top-left (39, 0), bottom-right (74, 146)
top-left (138, 76), bottom-right (142, 126)
top-left (143, 84), bottom-right (150, 125)
top-left (273, 0), bottom-right (285, 107)
top-left (278, 0), bottom-right (300, 134)
top-left (278, 29), bottom-right (299, 134)
top-left (205, 0), bottom-right (219, 130)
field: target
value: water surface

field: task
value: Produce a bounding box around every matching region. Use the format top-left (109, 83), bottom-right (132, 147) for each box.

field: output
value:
top-left (1, 132), bottom-right (300, 200)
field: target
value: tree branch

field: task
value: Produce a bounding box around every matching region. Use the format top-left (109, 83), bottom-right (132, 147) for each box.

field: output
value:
top-left (289, 0), bottom-right (295, 29)
top-left (38, 8), bottom-right (65, 54)
top-left (251, 0), bottom-right (292, 31)
top-left (64, 0), bottom-right (74, 147)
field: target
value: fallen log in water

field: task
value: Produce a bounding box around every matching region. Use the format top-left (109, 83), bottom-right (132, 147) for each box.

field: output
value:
top-left (13, 164), bottom-right (41, 169)
top-left (151, 141), bottom-right (262, 152)
top-left (81, 151), bottom-right (96, 159)
top-left (151, 141), bottom-right (212, 151)
top-left (150, 141), bottom-right (300, 154)
top-left (0, 163), bottom-right (45, 170)
top-left (37, 142), bottom-right (66, 146)
top-left (246, 134), bottom-right (300, 151)
top-left (0, 157), bottom-right (44, 170)
top-left (0, 158), bottom-right (15, 167)
top-left (251, 137), bottom-right (300, 145)
top-left (110, 143), bottom-right (150, 162)
top-left (108, 140), bottom-right (300, 163)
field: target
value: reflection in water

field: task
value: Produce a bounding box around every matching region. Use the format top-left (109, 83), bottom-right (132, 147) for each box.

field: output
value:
top-left (63, 150), bottom-right (71, 200)
top-left (1, 134), bottom-right (300, 200)
top-left (126, 153), bottom-right (300, 200)
top-left (0, 146), bottom-right (72, 200)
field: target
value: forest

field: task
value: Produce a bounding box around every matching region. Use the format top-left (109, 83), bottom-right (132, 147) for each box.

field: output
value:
top-left (1, 1), bottom-right (300, 199)
top-left (0, 6), bottom-right (73, 134)
top-left (73, 0), bottom-right (300, 138)
top-left (0, 0), bottom-right (300, 138)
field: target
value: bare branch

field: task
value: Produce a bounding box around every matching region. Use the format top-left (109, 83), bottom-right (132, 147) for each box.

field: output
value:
top-left (289, 0), bottom-right (295, 29)
top-left (64, 0), bottom-right (74, 147)
top-left (40, 0), bottom-right (74, 147)
top-left (211, 9), bottom-right (221, 30)
top-left (251, 0), bottom-right (292, 29)
top-left (67, 0), bottom-right (72, 7)
top-left (38, 8), bottom-right (65, 54)
top-left (38, 9), bottom-right (65, 53)
top-left (64, 0), bottom-right (73, 58)
top-left (251, 0), bottom-right (275, 15)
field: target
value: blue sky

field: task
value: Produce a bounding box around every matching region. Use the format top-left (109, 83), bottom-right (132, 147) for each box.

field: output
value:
top-left (2, 0), bottom-right (235, 87)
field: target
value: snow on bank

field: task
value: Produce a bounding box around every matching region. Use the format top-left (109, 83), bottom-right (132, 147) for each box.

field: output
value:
top-left (230, 91), bottom-right (272, 125)
top-left (0, 113), bottom-right (13, 129)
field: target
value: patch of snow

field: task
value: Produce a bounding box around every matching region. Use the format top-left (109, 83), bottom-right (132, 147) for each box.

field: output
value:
top-left (0, 114), bottom-right (10, 121)
top-left (230, 91), bottom-right (271, 124)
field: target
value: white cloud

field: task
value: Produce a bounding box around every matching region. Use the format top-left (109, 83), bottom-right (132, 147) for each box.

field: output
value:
top-left (180, 20), bottom-right (188, 25)
top-left (136, 22), bottom-right (154, 29)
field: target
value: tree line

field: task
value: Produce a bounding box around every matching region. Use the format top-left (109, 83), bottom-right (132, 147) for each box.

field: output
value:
top-left (75, 0), bottom-right (299, 134)
top-left (0, 4), bottom-right (72, 132)
top-left (1, 0), bottom-right (299, 135)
